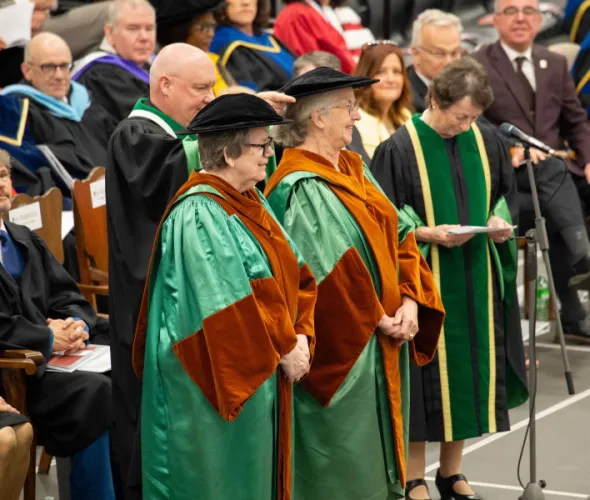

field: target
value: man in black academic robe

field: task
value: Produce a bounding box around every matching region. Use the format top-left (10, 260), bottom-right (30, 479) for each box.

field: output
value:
top-left (0, 33), bottom-right (118, 184)
top-left (72, 0), bottom-right (156, 122)
top-left (0, 153), bottom-right (115, 499)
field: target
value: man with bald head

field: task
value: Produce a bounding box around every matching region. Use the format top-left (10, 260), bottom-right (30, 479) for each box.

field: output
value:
top-left (0, 33), bottom-right (118, 184)
top-left (72, 0), bottom-right (156, 121)
top-left (106, 42), bottom-right (294, 498)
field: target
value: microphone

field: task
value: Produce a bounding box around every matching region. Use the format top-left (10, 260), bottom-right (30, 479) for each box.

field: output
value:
top-left (498, 123), bottom-right (556, 155)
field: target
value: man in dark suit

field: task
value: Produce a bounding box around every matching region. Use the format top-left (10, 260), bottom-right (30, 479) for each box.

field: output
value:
top-left (474, 0), bottom-right (590, 342)
top-left (407, 9), bottom-right (464, 112)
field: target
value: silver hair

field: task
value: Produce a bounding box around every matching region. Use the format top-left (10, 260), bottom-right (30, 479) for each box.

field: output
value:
top-left (0, 149), bottom-right (10, 170)
top-left (493, 0), bottom-right (540, 12)
top-left (108, 0), bottom-right (155, 29)
top-left (272, 91), bottom-right (339, 148)
top-left (198, 129), bottom-right (254, 171)
top-left (410, 9), bottom-right (463, 48)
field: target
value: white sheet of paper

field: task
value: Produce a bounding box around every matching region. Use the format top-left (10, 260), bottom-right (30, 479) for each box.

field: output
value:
top-left (90, 178), bottom-right (106, 208)
top-left (8, 202), bottom-right (42, 231)
top-left (447, 225), bottom-right (517, 235)
top-left (0, 1), bottom-right (34, 48)
top-left (61, 210), bottom-right (74, 240)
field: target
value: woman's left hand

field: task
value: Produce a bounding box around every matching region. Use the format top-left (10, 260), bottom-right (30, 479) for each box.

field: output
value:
top-left (487, 215), bottom-right (513, 243)
top-left (388, 297), bottom-right (419, 344)
top-left (256, 91), bottom-right (296, 116)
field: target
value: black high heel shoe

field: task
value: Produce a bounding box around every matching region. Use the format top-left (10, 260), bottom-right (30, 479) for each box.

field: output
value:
top-left (405, 478), bottom-right (431, 500)
top-left (435, 469), bottom-right (484, 500)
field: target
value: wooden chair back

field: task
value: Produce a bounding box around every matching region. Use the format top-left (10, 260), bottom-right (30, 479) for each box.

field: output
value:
top-left (2, 188), bottom-right (64, 264)
top-left (71, 167), bottom-right (108, 307)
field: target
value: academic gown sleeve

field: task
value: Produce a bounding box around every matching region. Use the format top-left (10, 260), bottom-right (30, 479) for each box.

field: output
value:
top-left (0, 306), bottom-right (53, 359)
top-left (140, 195), bottom-right (300, 422)
top-left (77, 65), bottom-right (148, 122)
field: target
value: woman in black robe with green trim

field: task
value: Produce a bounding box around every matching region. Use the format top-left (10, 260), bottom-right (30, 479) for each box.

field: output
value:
top-left (371, 57), bottom-right (529, 500)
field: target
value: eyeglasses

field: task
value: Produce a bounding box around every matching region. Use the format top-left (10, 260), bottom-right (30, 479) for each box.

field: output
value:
top-left (245, 137), bottom-right (274, 155)
top-left (28, 62), bottom-right (73, 74)
top-left (323, 101), bottom-right (360, 116)
top-left (417, 46), bottom-right (463, 60)
top-left (192, 22), bottom-right (217, 33)
top-left (497, 6), bottom-right (539, 16)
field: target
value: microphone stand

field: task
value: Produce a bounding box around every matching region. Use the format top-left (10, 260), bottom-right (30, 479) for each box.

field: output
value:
top-left (519, 145), bottom-right (576, 500)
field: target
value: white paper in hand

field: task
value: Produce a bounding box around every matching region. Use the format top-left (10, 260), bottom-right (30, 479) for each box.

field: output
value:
top-left (447, 225), bottom-right (517, 235)
top-left (0, 1), bottom-right (34, 48)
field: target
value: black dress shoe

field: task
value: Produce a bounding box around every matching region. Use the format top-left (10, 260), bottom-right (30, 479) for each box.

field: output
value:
top-left (435, 470), bottom-right (483, 500)
top-left (569, 256), bottom-right (590, 288)
top-left (405, 478), bottom-right (431, 499)
top-left (562, 316), bottom-right (590, 344)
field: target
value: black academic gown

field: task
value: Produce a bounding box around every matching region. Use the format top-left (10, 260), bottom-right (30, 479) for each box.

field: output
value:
top-left (106, 115), bottom-right (190, 496)
top-left (407, 65), bottom-right (428, 113)
top-left (0, 221), bottom-right (111, 457)
top-left (371, 124), bottom-right (527, 442)
top-left (25, 97), bottom-right (118, 180)
top-left (75, 64), bottom-right (149, 122)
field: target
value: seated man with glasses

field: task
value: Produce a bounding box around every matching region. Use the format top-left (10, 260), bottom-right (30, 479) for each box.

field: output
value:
top-left (72, 0), bottom-right (156, 122)
top-left (0, 32), bottom-right (117, 186)
top-left (408, 9), bottom-right (464, 113)
top-left (474, 0), bottom-right (590, 343)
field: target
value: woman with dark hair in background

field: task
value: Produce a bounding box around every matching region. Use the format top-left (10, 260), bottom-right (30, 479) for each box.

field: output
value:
top-left (210, 0), bottom-right (295, 91)
top-left (155, 0), bottom-right (234, 96)
top-left (353, 41), bottom-right (413, 159)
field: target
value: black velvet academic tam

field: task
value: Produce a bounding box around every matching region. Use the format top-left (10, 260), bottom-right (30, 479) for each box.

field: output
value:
top-left (178, 93), bottom-right (292, 135)
top-left (279, 66), bottom-right (379, 98)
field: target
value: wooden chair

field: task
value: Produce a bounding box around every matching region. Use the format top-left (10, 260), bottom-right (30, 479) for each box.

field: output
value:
top-left (72, 167), bottom-right (108, 310)
top-left (0, 350), bottom-right (44, 500)
top-left (4, 187), bottom-right (64, 264)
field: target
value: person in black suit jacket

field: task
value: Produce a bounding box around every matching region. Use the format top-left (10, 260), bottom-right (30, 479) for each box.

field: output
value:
top-left (473, 0), bottom-right (590, 342)
top-left (407, 9), bottom-right (464, 113)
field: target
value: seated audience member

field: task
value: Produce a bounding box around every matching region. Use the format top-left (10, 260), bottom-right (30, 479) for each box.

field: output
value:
top-left (407, 9), bottom-right (463, 112)
top-left (0, 0), bottom-right (51, 88)
top-left (155, 0), bottom-right (235, 96)
top-left (0, 149), bottom-right (115, 500)
top-left (474, 0), bottom-right (590, 342)
top-left (327, 0), bottom-right (375, 61)
top-left (353, 41), bottom-right (413, 159)
top-left (0, 398), bottom-right (32, 500)
top-left (291, 51), bottom-right (369, 163)
top-left (0, 33), bottom-right (118, 182)
top-left (273, 0), bottom-right (356, 74)
top-left (210, 0), bottom-right (295, 91)
top-left (72, 0), bottom-right (155, 122)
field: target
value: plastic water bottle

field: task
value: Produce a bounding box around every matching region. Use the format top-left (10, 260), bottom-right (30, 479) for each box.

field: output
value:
top-left (536, 275), bottom-right (550, 321)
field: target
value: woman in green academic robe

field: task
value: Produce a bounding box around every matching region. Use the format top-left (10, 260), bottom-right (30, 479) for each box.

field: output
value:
top-left (132, 93), bottom-right (317, 500)
top-left (371, 57), bottom-right (529, 500)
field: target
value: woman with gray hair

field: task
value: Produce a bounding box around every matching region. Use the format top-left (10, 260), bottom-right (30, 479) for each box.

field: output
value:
top-left (265, 67), bottom-right (445, 499)
top-left (133, 93), bottom-right (317, 500)
top-left (372, 57), bottom-right (528, 500)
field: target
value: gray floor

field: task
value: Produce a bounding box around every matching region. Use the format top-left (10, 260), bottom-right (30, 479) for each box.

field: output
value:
top-left (25, 333), bottom-right (590, 499)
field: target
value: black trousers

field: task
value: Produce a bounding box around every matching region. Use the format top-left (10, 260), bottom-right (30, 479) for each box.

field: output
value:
top-left (516, 157), bottom-right (588, 323)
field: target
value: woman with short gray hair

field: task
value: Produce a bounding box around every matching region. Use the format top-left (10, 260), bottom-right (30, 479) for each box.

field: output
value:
top-left (372, 57), bottom-right (528, 500)
top-left (134, 93), bottom-right (317, 500)
top-left (266, 66), bottom-right (445, 500)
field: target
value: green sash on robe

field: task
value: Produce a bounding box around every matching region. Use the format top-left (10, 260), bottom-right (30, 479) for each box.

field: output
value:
top-left (267, 168), bottom-right (410, 500)
top-left (404, 116), bottom-right (528, 441)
